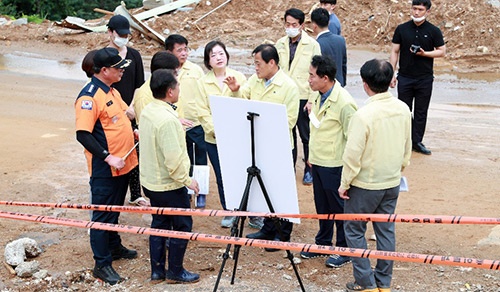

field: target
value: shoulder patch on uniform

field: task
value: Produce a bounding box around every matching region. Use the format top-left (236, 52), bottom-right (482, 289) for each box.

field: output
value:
top-left (81, 100), bottom-right (93, 110)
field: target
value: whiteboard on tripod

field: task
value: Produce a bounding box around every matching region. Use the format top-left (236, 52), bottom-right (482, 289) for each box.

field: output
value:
top-left (210, 95), bottom-right (300, 223)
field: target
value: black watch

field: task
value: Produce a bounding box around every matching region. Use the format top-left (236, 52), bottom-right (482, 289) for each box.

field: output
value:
top-left (102, 149), bottom-right (110, 159)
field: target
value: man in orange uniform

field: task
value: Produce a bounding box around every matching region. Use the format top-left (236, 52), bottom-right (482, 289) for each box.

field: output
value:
top-left (75, 47), bottom-right (138, 285)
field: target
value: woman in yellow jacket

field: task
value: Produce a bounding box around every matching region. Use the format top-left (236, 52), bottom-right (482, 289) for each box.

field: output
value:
top-left (196, 40), bottom-right (247, 228)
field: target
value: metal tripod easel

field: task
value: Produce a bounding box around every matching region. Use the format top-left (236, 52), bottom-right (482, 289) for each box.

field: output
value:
top-left (212, 112), bottom-right (305, 292)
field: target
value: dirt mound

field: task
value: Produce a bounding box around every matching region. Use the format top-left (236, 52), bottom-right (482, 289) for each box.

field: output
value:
top-left (1, 0), bottom-right (499, 72)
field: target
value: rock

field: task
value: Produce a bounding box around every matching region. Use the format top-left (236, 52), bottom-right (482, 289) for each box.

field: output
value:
top-left (15, 261), bottom-right (40, 278)
top-left (445, 22), bottom-right (453, 28)
top-left (476, 46), bottom-right (489, 53)
top-left (4, 238), bottom-right (42, 266)
top-left (4, 242), bottom-right (25, 266)
top-left (282, 274), bottom-right (292, 280)
top-left (33, 269), bottom-right (48, 279)
top-left (12, 18), bottom-right (28, 26)
top-left (478, 225), bottom-right (500, 245)
top-left (22, 238), bottom-right (43, 257)
top-left (276, 264), bottom-right (284, 270)
top-left (0, 18), bottom-right (7, 26)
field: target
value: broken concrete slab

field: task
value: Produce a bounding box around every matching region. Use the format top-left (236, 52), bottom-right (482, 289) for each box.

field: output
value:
top-left (54, 17), bottom-right (107, 33)
top-left (134, 0), bottom-right (200, 21)
top-left (4, 238), bottom-right (42, 266)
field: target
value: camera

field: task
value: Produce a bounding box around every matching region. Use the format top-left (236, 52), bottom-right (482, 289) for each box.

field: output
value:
top-left (410, 44), bottom-right (421, 54)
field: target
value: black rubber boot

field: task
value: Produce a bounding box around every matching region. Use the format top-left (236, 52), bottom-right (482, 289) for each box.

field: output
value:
top-left (149, 235), bottom-right (166, 281)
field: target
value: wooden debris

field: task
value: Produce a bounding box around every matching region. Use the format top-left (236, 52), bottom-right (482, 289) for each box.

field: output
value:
top-left (3, 261), bottom-right (16, 275)
top-left (114, 2), bottom-right (165, 44)
top-left (93, 8), bottom-right (114, 16)
top-left (193, 0), bottom-right (231, 24)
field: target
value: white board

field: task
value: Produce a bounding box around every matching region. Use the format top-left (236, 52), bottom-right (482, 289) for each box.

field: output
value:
top-left (210, 95), bottom-right (300, 224)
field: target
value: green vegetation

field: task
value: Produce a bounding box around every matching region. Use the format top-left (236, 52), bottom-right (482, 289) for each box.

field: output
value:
top-left (0, 0), bottom-right (143, 21)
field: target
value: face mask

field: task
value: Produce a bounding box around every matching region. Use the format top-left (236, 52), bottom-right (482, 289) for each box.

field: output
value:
top-left (113, 36), bottom-right (129, 48)
top-left (286, 27), bottom-right (301, 38)
top-left (411, 15), bottom-right (426, 23)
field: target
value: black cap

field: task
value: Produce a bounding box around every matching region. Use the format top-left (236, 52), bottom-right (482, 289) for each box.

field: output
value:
top-left (93, 47), bottom-right (131, 70)
top-left (107, 15), bottom-right (131, 35)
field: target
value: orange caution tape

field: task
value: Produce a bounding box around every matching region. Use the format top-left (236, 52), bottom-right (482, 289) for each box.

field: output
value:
top-left (1, 200), bottom-right (500, 225)
top-left (0, 210), bottom-right (498, 270)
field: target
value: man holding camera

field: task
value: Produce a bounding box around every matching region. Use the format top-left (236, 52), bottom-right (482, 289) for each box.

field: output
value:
top-left (390, 0), bottom-right (446, 155)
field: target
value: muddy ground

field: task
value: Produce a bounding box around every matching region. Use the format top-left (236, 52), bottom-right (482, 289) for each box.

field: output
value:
top-left (1, 0), bottom-right (500, 291)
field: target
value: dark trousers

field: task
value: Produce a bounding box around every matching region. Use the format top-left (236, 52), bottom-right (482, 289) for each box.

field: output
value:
top-left (206, 142), bottom-right (226, 210)
top-left (397, 75), bottom-right (434, 144)
top-left (260, 218), bottom-right (293, 242)
top-left (128, 141), bottom-right (141, 201)
top-left (186, 125), bottom-right (208, 166)
top-left (144, 187), bottom-right (193, 275)
top-left (292, 99), bottom-right (311, 174)
top-left (311, 165), bottom-right (346, 247)
top-left (89, 174), bottom-right (129, 267)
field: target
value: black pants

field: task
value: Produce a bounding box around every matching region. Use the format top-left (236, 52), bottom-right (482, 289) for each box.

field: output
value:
top-left (260, 218), bottom-right (293, 242)
top-left (186, 125), bottom-right (208, 166)
top-left (397, 75), bottom-right (434, 145)
top-left (292, 99), bottom-right (311, 174)
top-left (90, 174), bottom-right (129, 267)
top-left (144, 187), bottom-right (192, 275)
top-left (312, 165), bottom-right (346, 247)
top-left (206, 142), bottom-right (226, 210)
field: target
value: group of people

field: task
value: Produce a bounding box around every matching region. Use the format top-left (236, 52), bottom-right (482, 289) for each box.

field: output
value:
top-left (74, 0), bottom-right (445, 290)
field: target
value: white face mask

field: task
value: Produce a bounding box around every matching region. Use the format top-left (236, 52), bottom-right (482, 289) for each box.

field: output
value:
top-left (411, 15), bottom-right (426, 23)
top-left (286, 27), bottom-right (301, 38)
top-left (113, 36), bottom-right (129, 48)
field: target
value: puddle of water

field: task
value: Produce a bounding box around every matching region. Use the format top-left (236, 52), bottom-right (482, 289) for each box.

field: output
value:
top-left (0, 51), bottom-right (86, 81)
top-left (2, 47), bottom-right (500, 106)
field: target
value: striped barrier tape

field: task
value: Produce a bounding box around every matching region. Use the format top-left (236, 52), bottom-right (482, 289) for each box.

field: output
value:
top-left (1, 200), bottom-right (500, 225)
top-left (0, 209), bottom-right (498, 270)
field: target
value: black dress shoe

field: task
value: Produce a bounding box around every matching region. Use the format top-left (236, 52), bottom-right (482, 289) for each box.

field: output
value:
top-left (111, 245), bottom-right (138, 260)
top-left (246, 230), bottom-right (274, 240)
top-left (93, 265), bottom-right (123, 285)
top-left (412, 142), bottom-right (431, 155)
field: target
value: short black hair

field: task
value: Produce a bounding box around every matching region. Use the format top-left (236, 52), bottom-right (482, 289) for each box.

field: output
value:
top-left (320, 0), bottom-right (337, 4)
top-left (412, 0), bottom-right (431, 9)
top-left (204, 40), bottom-right (230, 70)
top-left (284, 8), bottom-right (305, 25)
top-left (311, 55), bottom-right (337, 81)
top-left (165, 34), bottom-right (188, 51)
top-left (150, 51), bottom-right (180, 73)
top-left (150, 69), bottom-right (178, 99)
top-left (311, 8), bottom-right (330, 28)
top-left (252, 44), bottom-right (279, 65)
top-left (360, 59), bottom-right (393, 93)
